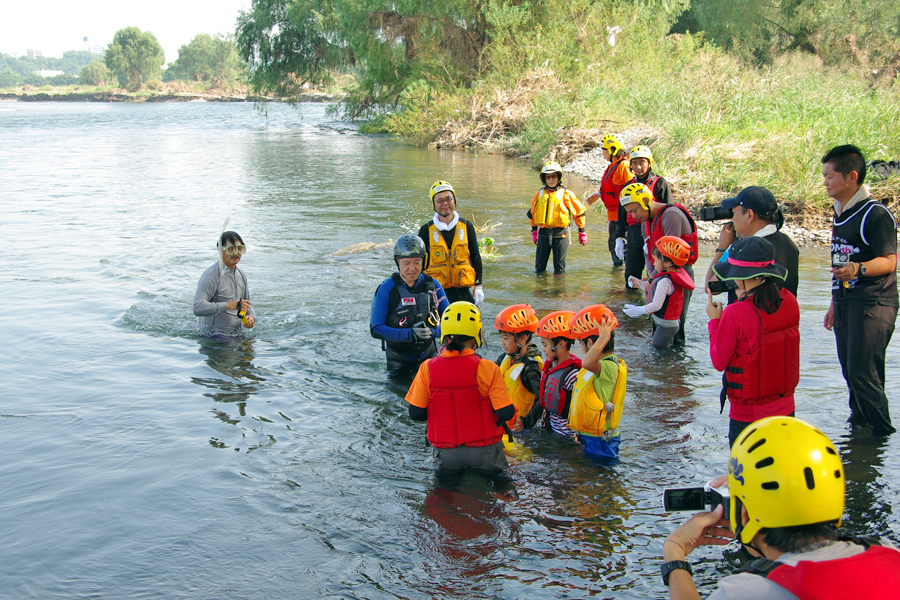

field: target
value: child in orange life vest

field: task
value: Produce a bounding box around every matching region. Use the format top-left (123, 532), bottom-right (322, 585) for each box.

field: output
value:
top-left (512, 311), bottom-right (582, 436)
top-left (622, 236), bottom-right (695, 349)
top-left (568, 305), bottom-right (626, 459)
top-left (527, 161), bottom-right (588, 275)
top-left (493, 304), bottom-right (544, 430)
top-left (405, 302), bottom-right (515, 472)
top-left (586, 134), bottom-right (634, 268)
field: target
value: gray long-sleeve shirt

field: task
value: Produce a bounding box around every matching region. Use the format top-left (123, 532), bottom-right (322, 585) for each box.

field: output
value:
top-left (192, 261), bottom-right (255, 333)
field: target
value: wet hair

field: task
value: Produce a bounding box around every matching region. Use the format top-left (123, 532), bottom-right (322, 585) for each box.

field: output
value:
top-left (651, 246), bottom-right (676, 270)
top-left (745, 277), bottom-right (783, 314)
top-left (821, 144), bottom-right (866, 185)
top-left (445, 334), bottom-right (474, 352)
top-left (761, 523), bottom-right (839, 554)
top-left (220, 231), bottom-right (244, 248)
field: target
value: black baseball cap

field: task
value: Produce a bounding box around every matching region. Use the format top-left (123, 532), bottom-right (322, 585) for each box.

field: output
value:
top-left (722, 186), bottom-right (778, 216)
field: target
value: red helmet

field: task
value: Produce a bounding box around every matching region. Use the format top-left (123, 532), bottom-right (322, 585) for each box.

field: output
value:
top-left (494, 304), bottom-right (539, 333)
top-left (536, 310), bottom-right (576, 340)
top-left (656, 235), bottom-right (691, 267)
top-left (569, 305), bottom-right (619, 339)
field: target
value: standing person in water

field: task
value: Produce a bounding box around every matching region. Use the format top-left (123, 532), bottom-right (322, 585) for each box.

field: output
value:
top-left (822, 144), bottom-right (898, 435)
top-left (527, 161), bottom-right (588, 274)
top-left (707, 236), bottom-right (799, 447)
top-left (405, 302), bottom-right (514, 472)
top-left (586, 134), bottom-right (633, 267)
top-left (370, 235), bottom-right (449, 374)
top-left (615, 145), bottom-right (673, 286)
top-left (493, 304), bottom-right (544, 429)
top-left (193, 228), bottom-right (256, 335)
top-left (418, 181), bottom-right (485, 305)
top-left (623, 236), bottom-right (696, 349)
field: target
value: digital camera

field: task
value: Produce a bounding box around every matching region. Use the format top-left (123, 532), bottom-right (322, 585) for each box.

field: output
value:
top-left (663, 481), bottom-right (730, 515)
top-left (708, 279), bottom-right (737, 295)
top-left (698, 205), bottom-right (733, 222)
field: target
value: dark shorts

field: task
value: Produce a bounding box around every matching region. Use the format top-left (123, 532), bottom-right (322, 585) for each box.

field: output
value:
top-left (432, 442), bottom-right (509, 471)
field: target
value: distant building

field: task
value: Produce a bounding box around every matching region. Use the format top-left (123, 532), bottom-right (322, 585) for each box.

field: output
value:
top-left (84, 37), bottom-right (105, 55)
top-left (38, 70), bottom-right (64, 78)
top-left (27, 49), bottom-right (43, 60)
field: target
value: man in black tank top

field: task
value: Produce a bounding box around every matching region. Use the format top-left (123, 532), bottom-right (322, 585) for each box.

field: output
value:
top-left (822, 145), bottom-right (898, 434)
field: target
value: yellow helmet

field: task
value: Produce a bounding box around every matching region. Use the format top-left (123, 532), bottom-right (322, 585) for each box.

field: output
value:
top-left (540, 161), bottom-right (563, 186)
top-left (728, 416), bottom-right (844, 545)
top-left (619, 182), bottom-right (653, 209)
top-left (441, 301), bottom-right (483, 347)
top-left (601, 134), bottom-right (625, 156)
top-left (430, 181), bottom-right (456, 206)
top-left (630, 145), bottom-right (654, 166)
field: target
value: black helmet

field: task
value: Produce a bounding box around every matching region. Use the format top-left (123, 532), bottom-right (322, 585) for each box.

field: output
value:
top-left (394, 235), bottom-right (426, 260)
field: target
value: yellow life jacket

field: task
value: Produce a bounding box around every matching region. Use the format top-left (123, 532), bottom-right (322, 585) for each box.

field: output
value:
top-left (568, 358), bottom-right (627, 437)
top-left (532, 188), bottom-right (571, 229)
top-left (499, 354), bottom-right (544, 426)
top-left (424, 222), bottom-right (476, 288)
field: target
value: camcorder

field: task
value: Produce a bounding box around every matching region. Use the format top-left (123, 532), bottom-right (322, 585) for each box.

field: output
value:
top-left (708, 279), bottom-right (737, 295)
top-left (698, 205), bottom-right (733, 222)
top-left (663, 481), bottom-right (730, 515)
top-left (831, 252), bottom-right (851, 270)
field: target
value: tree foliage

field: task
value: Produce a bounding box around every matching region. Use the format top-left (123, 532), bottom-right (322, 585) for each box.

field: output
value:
top-left (105, 27), bottom-right (165, 90)
top-left (683, 0), bottom-right (900, 66)
top-left (79, 60), bottom-right (112, 85)
top-left (164, 33), bottom-right (245, 88)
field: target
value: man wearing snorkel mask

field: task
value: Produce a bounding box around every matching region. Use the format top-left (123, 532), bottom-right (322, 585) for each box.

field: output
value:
top-left (193, 230), bottom-right (255, 334)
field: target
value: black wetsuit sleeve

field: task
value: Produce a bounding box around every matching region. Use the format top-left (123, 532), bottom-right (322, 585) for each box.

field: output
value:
top-left (521, 363), bottom-right (542, 396)
top-left (494, 404), bottom-right (515, 424)
top-left (466, 220), bottom-right (483, 286)
top-left (418, 223), bottom-right (431, 269)
top-left (655, 177), bottom-right (674, 205)
top-left (408, 405), bottom-right (428, 421)
top-left (616, 204), bottom-right (628, 238)
top-left (520, 394), bottom-right (545, 429)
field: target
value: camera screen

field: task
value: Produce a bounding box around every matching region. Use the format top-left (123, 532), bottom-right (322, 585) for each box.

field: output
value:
top-left (663, 487), bottom-right (706, 511)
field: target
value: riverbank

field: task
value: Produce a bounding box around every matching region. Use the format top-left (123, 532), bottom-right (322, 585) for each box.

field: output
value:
top-left (0, 82), bottom-right (344, 103)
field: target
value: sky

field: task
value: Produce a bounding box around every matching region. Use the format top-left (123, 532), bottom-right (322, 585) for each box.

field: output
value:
top-left (0, 0), bottom-right (250, 63)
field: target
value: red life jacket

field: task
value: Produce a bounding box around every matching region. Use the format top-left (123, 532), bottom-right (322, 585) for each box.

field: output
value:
top-left (539, 356), bottom-right (582, 417)
top-left (648, 204), bottom-right (699, 265)
top-left (725, 288), bottom-right (800, 406)
top-left (752, 544), bottom-right (900, 600)
top-left (625, 174), bottom-right (660, 226)
top-left (426, 353), bottom-right (504, 449)
top-left (646, 268), bottom-right (695, 320)
top-left (600, 158), bottom-right (629, 220)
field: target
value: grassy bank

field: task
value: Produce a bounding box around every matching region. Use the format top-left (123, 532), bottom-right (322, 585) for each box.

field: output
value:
top-left (382, 30), bottom-right (900, 218)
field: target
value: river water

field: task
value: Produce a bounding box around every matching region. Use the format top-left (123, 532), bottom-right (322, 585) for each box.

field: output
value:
top-left (1, 102), bottom-right (897, 599)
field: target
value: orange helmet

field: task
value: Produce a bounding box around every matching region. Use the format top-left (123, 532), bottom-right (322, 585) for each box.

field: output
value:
top-left (536, 310), bottom-right (576, 340)
top-left (569, 304), bottom-right (619, 339)
top-left (656, 235), bottom-right (691, 267)
top-left (494, 304), bottom-right (539, 334)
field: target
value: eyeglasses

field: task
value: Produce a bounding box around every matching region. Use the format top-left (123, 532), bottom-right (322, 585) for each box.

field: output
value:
top-left (223, 244), bottom-right (246, 256)
top-left (434, 197), bottom-right (455, 205)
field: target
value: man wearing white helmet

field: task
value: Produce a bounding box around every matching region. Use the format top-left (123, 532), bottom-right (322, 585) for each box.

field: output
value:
top-left (418, 181), bottom-right (485, 305)
top-left (615, 145), bottom-right (674, 286)
top-left (660, 416), bottom-right (900, 599)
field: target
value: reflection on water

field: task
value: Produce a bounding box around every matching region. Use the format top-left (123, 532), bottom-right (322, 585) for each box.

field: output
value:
top-left (1, 102), bottom-right (898, 599)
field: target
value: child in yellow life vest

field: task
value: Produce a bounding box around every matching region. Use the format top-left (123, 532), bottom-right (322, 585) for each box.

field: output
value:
top-left (527, 162), bottom-right (588, 275)
top-left (568, 305), bottom-right (626, 459)
top-left (493, 304), bottom-right (544, 429)
top-left (513, 310), bottom-right (581, 436)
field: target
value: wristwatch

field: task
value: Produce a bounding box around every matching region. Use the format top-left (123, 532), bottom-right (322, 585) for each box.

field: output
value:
top-left (857, 262), bottom-right (867, 277)
top-left (661, 560), bottom-right (693, 586)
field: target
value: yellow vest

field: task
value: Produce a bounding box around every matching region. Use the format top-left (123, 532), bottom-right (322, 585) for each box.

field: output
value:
top-left (499, 354), bottom-right (544, 425)
top-left (568, 359), bottom-right (627, 437)
top-left (424, 222), bottom-right (476, 288)
top-left (532, 188), bottom-right (571, 228)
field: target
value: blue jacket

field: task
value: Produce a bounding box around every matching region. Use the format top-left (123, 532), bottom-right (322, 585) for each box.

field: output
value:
top-left (370, 273), bottom-right (449, 349)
